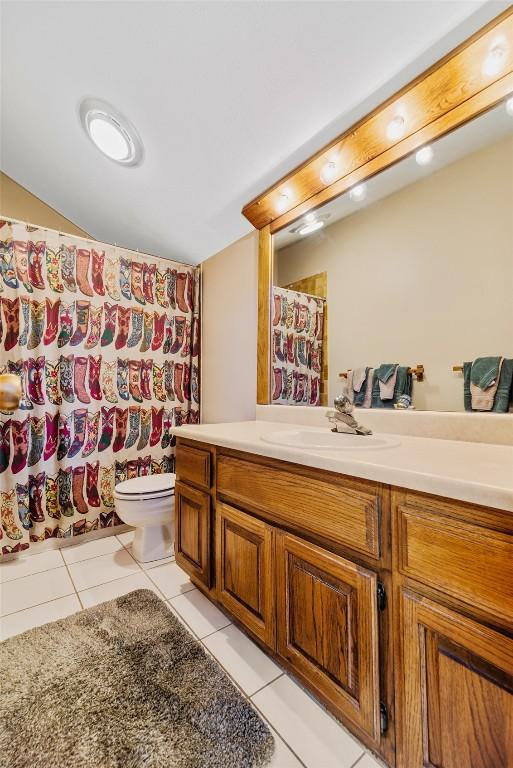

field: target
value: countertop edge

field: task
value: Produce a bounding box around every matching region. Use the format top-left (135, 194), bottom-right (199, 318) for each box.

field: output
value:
top-left (171, 423), bottom-right (513, 513)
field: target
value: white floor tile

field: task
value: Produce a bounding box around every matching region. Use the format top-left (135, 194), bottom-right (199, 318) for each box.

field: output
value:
top-left (144, 561), bottom-right (194, 599)
top-left (0, 567), bottom-right (75, 616)
top-left (79, 571), bottom-right (164, 609)
top-left (67, 549), bottom-right (140, 591)
top-left (0, 550), bottom-right (63, 583)
top-left (0, 595), bottom-right (81, 641)
top-left (252, 676), bottom-right (364, 768)
top-left (267, 727), bottom-right (305, 768)
top-left (354, 754), bottom-right (386, 768)
top-left (170, 589), bottom-right (231, 639)
top-left (203, 623), bottom-right (282, 695)
top-left (62, 535), bottom-right (123, 564)
top-left (116, 530), bottom-right (134, 547)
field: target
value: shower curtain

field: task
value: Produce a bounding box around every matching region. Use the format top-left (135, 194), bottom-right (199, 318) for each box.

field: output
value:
top-left (0, 219), bottom-right (200, 556)
top-left (272, 286), bottom-right (324, 405)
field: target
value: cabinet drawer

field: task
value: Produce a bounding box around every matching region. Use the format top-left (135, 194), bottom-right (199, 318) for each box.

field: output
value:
top-left (396, 504), bottom-right (513, 621)
top-left (176, 444), bottom-right (211, 490)
top-left (217, 455), bottom-right (381, 559)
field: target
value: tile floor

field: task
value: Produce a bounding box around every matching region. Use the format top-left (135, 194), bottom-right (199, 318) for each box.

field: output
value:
top-left (0, 532), bottom-right (385, 768)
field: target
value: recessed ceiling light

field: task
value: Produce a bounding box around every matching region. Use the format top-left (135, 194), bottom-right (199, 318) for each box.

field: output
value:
top-left (80, 98), bottom-right (142, 166)
top-left (386, 115), bottom-right (406, 141)
top-left (506, 96), bottom-right (513, 117)
top-left (320, 160), bottom-right (338, 185)
top-left (482, 43), bottom-right (506, 77)
top-left (299, 219), bottom-right (324, 236)
top-left (415, 146), bottom-right (434, 166)
top-left (349, 183), bottom-right (367, 202)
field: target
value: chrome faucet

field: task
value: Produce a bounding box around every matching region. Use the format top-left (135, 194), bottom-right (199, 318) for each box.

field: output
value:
top-left (326, 395), bottom-right (372, 435)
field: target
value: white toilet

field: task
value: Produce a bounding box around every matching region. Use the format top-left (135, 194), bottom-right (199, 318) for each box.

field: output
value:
top-left (114, 473), bottom-right (176, 563)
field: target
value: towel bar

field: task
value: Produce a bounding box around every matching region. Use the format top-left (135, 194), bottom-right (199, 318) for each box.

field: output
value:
top-left (339, 365), bottom-right (425, 382)
top-left (452, 365), bottom-right (464, 372)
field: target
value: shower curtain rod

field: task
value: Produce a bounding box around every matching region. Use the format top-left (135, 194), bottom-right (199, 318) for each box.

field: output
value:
top-left (1, 215), bottom-right (196, 269)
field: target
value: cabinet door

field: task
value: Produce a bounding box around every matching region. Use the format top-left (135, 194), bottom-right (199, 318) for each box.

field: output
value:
top-left (398, 588), bottom-right (513, 768)
top-left (276, 532), bottom-right (380, 741)
top-left (175, 481), bottom-right (211, 588)
top-left (216, 503), bottom-right (275, 647)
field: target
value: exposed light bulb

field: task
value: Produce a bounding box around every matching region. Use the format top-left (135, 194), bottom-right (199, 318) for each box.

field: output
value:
top-left (305, 212), bottom-right (316, 223)
top-left (482, 44), bottom-right (506, 77)
top-left (299, 220), bottom-right (324, 236)
top-left (349, 183), bottom-right (367, 202)
top-left (275, 192), bottom-right (290, 214)
top-left (415, 145), bottom-right (434, 166)
top-left (506, 96), bottom-right (513, 117)
top-left (386, 115), bottom-right (406, 141)
top-left (320, 160), bottom-right (337, 185)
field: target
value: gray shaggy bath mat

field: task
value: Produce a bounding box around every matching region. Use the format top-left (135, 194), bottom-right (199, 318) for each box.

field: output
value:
top-left (0, 589), bottom-right (274, 768)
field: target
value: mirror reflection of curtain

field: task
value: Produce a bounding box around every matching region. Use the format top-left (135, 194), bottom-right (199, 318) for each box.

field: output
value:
top-left (272, 286), bottom-right (324, 406)
top-left (0, 219), bottom-right (200, 557)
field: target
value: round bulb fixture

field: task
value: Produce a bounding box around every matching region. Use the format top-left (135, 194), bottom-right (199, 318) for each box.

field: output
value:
top-left (506, 96), bottom-right (513, 117)
top-left (482, 44), bottom-right (506, 77)
top-left (320, 160), bottom-right (337, 185)
top-left (275, 192), bottom-right (290, 214)
top-left (299, 219), bottom-right (324, 236)
top-left (305, 212), bottom-right (316, 223)
top-left (386, 115), bottom-right (406, 141)
top-left (80, 98), bottom-right (143, 166)
top-left (349, 183), bottom-right (367, 202)
top-left (415, 145), bottom-right (434, 166)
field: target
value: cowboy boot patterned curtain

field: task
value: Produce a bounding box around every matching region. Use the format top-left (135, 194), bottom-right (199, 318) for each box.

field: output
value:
top-left (0, 219), bottom-right (200, 556)
top-left (271, 287), bottom-right (324, 406)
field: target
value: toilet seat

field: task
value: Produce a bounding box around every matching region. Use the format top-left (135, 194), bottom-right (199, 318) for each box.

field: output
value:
top-left (114, 473), bottom-right (176, 502)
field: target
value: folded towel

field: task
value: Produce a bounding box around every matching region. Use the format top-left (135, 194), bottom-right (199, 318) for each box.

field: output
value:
top-left (471, 357), bottom-right (503, 410)
top-left (470, 356), bottom-right (502, 390)
top-left (464, 358), bottom-right (512, 412)
top-left (375, 363), bottom-right (397, 385)
top-left (362, 368), bottom-right (374, 408)
top-left (379, 365), bottom-right (398, 400)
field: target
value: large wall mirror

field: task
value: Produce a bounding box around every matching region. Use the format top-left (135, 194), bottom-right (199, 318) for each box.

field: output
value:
top-left (272, 101), bottom-right (513, 413)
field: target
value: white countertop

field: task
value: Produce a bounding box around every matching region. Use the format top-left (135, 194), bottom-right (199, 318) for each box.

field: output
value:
top-left (171, 420), bottom-right (513, 512)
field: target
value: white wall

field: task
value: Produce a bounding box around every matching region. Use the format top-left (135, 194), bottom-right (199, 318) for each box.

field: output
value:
top-left (277, 136), bottom-right (513, 412)
top-left (201, 231), bottom-right (258, 423)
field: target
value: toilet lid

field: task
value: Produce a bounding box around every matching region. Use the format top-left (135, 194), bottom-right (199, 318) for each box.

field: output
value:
top-left (114, 472), bottom-right (176, 500)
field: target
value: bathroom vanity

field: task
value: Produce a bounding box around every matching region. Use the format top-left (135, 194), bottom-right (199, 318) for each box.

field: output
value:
top-left (171, 420), bottom-right (513, 768)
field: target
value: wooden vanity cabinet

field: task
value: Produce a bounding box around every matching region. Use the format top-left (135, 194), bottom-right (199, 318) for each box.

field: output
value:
top-left (174, 440), bottom-right (513, 768)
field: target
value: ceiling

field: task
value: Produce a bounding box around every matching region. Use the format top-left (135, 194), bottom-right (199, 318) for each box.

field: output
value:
top-left (0, 1), bottom-right (507, 264)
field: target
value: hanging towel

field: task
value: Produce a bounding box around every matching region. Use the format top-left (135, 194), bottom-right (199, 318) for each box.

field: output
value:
top-left (492, 358), bottom-right (513, 413)
top-left (352, 367), bottom-right (369, 406)
top-left (346, 370), bottom-right (355, 404)
top-left (470, 357), bottom-right (503, 410)
top-left (371, 364), bottom-right (398, 408)
top-left (470, 356), bottom-right (502, 390)
top-left (362, 368), bottom-right (374, 408)
top-left (394, 366), bottom-right (412, 402)
top-left (378, 365), bottom-right (398, 400)
top-left (464, 358), bottom-right (512, 412)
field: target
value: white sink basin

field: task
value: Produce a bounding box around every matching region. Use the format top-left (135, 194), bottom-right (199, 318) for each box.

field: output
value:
top-left (261, 429), bottom-right (400, 451)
